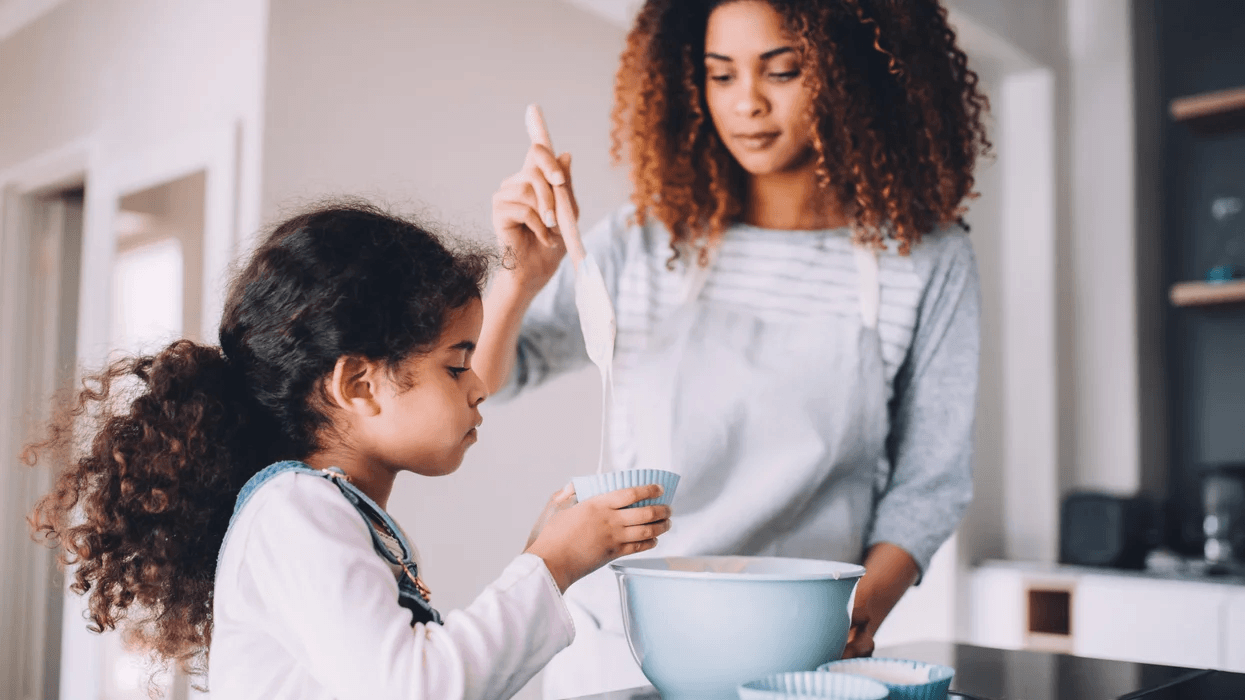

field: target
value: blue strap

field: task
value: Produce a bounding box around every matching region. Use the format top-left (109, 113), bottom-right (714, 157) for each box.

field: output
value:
top-left (219, 460), bottom-right (441, 626)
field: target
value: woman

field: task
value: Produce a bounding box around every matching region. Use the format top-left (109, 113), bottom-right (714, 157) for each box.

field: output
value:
top-left (476, 0), bottom-right (989, 696)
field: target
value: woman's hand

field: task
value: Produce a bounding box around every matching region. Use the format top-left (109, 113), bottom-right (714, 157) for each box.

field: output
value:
top-left (525, 484), bottom-right (672, 593)
top-left (841, 542), bottom-right (921, 659)
top-left (843, 601), bottom-right (876, 659)
top-left (491, 143), bottom-right (579, 296)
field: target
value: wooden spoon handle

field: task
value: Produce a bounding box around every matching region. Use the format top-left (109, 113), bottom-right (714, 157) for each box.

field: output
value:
top-left (525, 104), bottom-right (586, 266)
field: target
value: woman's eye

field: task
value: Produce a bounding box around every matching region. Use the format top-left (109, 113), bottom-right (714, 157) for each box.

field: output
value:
top-left (770, 70), bottom-right (799, 81)
top-left (448, 366), bottom-right (468, 378)
top-left (709, 74), bottom-right (733, 84)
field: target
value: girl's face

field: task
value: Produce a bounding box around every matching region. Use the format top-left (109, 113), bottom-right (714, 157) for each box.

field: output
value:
top-left (703, 0), bottom-right (817, 177)
top-left (369, 299), bottom-right (487, 477)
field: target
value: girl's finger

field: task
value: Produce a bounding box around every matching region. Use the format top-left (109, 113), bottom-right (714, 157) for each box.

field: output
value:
top-left (619, 504), bottom-right (672, 526)
top-left (622, 538), bottom-right (659, 556)
top-left (600, 484), bottom-right (664, 510)
top-left (621, 519), bottom-right (671, 543)
top-left (495, 201), bottom-right (555, 247)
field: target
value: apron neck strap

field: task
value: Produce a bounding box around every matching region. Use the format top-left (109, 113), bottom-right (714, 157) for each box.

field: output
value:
top-left (683, 246), bottom-right (717, 305)
top-left (853, 243), bottom-right (881, 330)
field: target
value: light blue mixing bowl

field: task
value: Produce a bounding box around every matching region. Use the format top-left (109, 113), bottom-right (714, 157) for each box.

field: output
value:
top-left (610, 556), bottom-right (866, 700)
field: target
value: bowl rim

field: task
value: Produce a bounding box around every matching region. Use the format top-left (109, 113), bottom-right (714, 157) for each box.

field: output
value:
top-left (609, 555), bottom-right (867, 581)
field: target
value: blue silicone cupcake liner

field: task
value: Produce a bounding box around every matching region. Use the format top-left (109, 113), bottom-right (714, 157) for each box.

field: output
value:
top-left (818, 658), bottom-right (954, 700)
top-left (738, 671), bottom-right (891, 700)
top-left (571, 469), bottom-right (679, 508)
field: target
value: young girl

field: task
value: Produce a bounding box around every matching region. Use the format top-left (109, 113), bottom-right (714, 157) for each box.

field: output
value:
top-left (26, 201), bottom-right (672, 700)
top-left (479, 0), bottom-right (988, 696)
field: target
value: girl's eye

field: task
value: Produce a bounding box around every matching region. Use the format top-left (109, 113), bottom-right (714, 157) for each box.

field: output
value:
top-left (709, 74), bottom-right (733, 84)
top-left (448, 366), bottom-right (468, 378)
top-left (770, 70), bottom-right (799, 81)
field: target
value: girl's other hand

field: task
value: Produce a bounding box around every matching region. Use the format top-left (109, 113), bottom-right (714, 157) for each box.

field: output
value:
top-left (525, 483), bottom-right (576, 551)
top-left (524, 484), bottom-right (671, 593)
top-left (491, 144), bottom-right (578, 296)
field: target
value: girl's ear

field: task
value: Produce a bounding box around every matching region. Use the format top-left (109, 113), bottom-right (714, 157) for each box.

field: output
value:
top-left (325, 356), bottom-right (382, 417)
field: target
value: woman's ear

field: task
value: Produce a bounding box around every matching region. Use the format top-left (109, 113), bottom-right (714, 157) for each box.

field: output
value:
top-left (325, 356), bottom-right (382, 417)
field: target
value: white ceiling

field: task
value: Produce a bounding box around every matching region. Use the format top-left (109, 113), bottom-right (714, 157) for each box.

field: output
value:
top-left (0, 0), bottom-right (64, 43)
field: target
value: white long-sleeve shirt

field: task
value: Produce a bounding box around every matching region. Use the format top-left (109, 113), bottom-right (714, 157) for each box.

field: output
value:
top-left (209, 471), bottom-right (575, 700)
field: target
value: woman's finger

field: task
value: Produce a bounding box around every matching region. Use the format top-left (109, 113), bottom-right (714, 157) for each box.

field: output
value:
top-left (494, 201), bottom-right (554, 247)
top-left (494, 179), bottom-right (534, 208)
top-left (524, 143), bottom-right (567, 189)
top-left (519, 167), bottom-right (558, 231)
top-left (557, 151), bottom-right (579, 220)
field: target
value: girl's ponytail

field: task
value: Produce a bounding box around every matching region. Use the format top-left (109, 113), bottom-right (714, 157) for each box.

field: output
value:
top-left (27, 339), bottom-right (275, 674)
top-left (26, 198), bottom-right (491, 676)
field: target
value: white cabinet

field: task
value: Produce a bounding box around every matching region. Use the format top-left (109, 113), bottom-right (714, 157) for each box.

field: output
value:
top-left (970, 561), bottom-right (1245, 671)
top-left (1225, 590), bottom-right (1245, 672)
top-left (1072, 574), bottom-right (1223, 668)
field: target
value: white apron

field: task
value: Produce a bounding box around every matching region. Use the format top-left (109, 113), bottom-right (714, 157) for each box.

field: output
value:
top-left (543, 242), bottom-right (889, 700)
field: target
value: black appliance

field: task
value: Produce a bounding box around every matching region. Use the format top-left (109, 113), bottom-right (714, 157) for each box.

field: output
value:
top-left (1059, 492), bottom-right (1161, 569)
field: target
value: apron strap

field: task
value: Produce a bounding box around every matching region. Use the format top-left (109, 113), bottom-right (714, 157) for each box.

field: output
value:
top-left (853, 244), bottom-right (881, 330)
top-left (683, 246), bottom-right (717, 305)
top-left (222, 460), bottom-right (442, 626)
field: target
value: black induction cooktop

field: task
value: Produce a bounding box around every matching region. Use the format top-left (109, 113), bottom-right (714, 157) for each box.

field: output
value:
top-left (563, 641), bottom-right (1245, 700)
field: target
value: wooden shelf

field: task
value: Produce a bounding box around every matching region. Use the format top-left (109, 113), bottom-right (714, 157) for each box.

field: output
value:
top-left (1170, 279), bottom-right (1245, 307)
top-left (1170, 86), bottom-right (1245, 134)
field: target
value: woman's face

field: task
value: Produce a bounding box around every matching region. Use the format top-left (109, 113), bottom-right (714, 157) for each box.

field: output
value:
top-left (703, 0), bottom-right (817, 177)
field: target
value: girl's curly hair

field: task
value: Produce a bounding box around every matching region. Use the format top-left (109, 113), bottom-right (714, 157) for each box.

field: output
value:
top-left (25, 200), bottom-right (491, 678)
top-left (612, 0), bottom-right (992, 259)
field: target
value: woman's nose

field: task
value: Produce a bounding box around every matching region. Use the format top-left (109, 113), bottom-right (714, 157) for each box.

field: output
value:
top-left (733, 79), bottom-right (768, 117)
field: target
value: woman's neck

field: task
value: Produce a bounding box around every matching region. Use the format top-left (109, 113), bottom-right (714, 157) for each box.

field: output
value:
top-left (303, 447), bottom-right (396, 509)
top-left (742, 157), bottom-right (850, 231)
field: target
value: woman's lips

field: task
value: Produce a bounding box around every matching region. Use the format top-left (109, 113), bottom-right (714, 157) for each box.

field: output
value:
top-left (734, 131), bottom-right (780, 150)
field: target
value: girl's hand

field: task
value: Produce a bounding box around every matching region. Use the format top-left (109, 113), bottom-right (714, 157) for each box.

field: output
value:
top-left (525, 484), bottom-right (672, 593)
top-left (525, 483), bottom-right (576, 551)
top-left (491, 144), bottom-right (579, 296)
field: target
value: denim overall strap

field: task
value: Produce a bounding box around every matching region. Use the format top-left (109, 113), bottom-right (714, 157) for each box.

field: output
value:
top-left (221, 460), bottom-right (441, 626)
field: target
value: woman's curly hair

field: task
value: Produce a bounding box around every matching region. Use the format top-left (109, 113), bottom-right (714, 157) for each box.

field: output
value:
top-left (612, 0), bottom-right (992, 259)
top-left (25, 200), bottom-right (491, 679)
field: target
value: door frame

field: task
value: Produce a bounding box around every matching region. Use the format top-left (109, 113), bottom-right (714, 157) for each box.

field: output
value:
top-left (0, 120), bottom-right (242, 700)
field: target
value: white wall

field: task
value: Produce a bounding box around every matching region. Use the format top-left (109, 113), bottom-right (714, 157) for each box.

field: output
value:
top-left (1062, 0), bottom-right (1141, 496)
top-left (0, 1), bottom-right (268, 697)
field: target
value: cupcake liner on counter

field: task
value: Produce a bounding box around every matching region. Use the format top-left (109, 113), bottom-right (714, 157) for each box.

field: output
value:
top-left (738, 671), bottom-right (891, 700)
top-left (818, 658), bottom-right (954, 700)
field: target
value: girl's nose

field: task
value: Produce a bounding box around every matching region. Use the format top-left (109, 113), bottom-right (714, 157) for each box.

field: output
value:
top-left (468, 369), bottom-right (487, 407)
